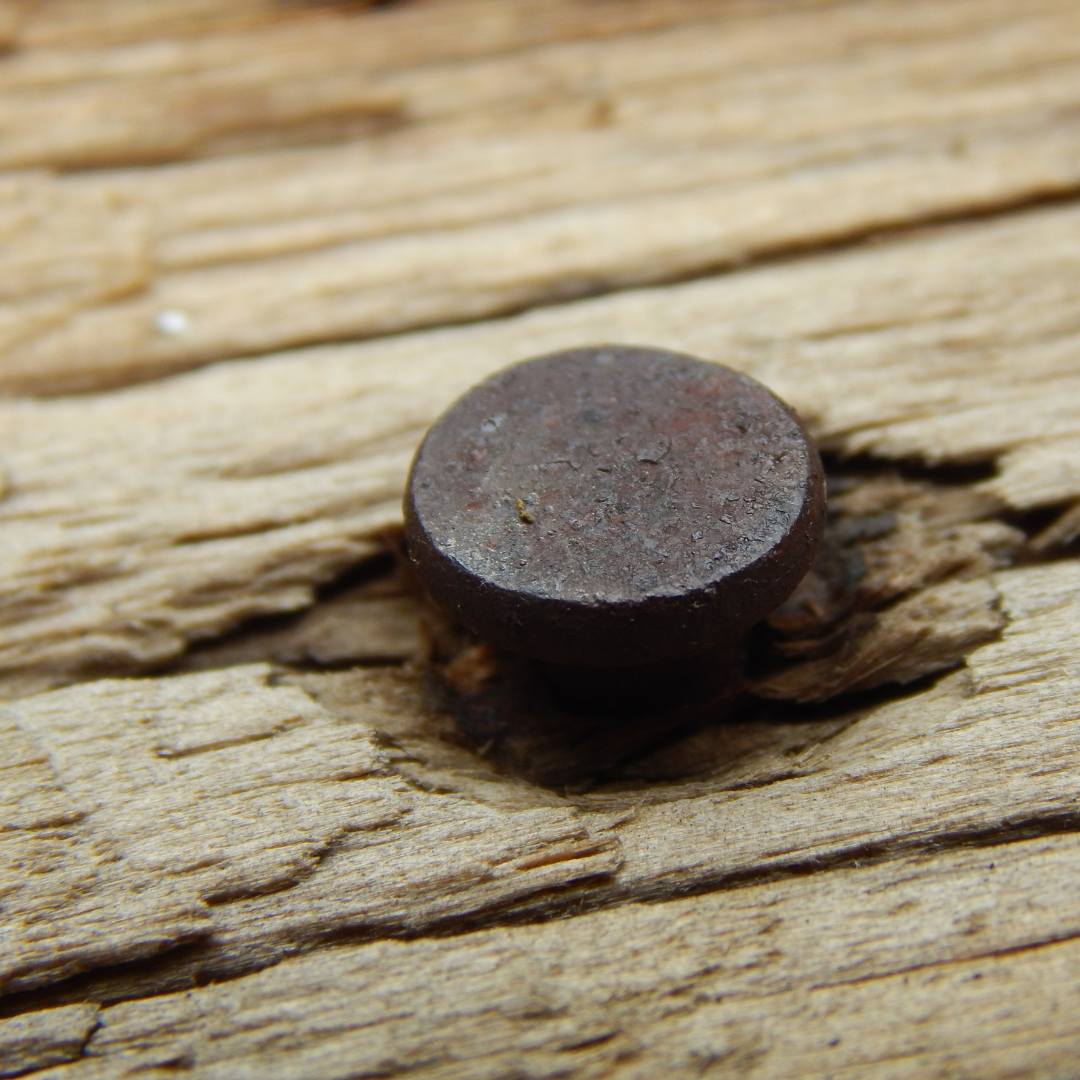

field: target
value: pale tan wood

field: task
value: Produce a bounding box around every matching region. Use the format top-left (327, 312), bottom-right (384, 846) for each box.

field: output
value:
top-left (0, 706), bottom-right (209, 998)
top-left (3, 205), bottom-right (1079, 696)
top-left (605, 560), bottom-right (1080, 896)
top-left (173, 570), bottom-right (425, 672)
top-left (4, 0), bottom-right (1080, 391)
top-left (0, 174), bottom-right (149, 358)
top-left (0, 2), bottom-right (23, 51)
top-left (753, 575), bottom-right (1005, 702)
top-left (3, 3), bottom-right (1080, 1074)
top-left (10, 0), bottom-right (332, 48)
top-left (2, 560), bottom-right (1076, 1010)
top-left (0, 0), bottom-right (815, 169)
top-left (1, 664), bottom-right (621, 999)
top-left (2, 0), bottom-right (368, 66)
top-left (21, 830), bottom-right (1080, 1078)
top-left (0, 1005), bottom-right (98, 1077)
top-left (13, 0), bottom-right (738, 52)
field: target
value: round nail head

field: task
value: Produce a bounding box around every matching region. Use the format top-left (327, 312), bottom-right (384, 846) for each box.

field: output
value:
top-left (404, 346), bottom-right (825, 667)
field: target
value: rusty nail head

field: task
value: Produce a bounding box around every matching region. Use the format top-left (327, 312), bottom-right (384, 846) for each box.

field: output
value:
top-left (404, 346), bottom-right (826, 669)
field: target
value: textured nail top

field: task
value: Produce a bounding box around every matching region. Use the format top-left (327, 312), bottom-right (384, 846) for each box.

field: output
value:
top-left (405, 346), bottom-right (826, 667)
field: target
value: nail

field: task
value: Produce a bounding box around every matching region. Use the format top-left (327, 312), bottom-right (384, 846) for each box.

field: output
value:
top-left (404, 346), bottom-right (826, 710)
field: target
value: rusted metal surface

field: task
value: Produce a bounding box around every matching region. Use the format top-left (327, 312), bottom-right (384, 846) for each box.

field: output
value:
top-left (404, 346), bottom-right (825, 668)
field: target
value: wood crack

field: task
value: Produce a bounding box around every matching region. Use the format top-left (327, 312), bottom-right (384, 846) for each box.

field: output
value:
top-left (15, 825), bottom-right (1080, 1078)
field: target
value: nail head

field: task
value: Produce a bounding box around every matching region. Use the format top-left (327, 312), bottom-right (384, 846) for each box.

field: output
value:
top-left (404, 346), bottom-right (825, 667)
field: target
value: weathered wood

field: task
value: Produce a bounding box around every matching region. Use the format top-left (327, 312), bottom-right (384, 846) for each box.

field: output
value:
top-left (0, 1006), bottom-right (98, 1078)
top-left (19, 830), bottom-right (1080, 1078)
top-left (4, 0), bottom-right (1080, 392)
top-left (4, 2), bottom-right (1080, 1075)
top-left (0, 707), bottom-right (209, 998)
top-left (174, 568), bottom-right (425, 672)
top-left (753, 575), bottom-right (1005, 702)
top-left (3, 204), bottom-right (1079, 697)
top-left (0, 664), bottom-right (621, 1000)
top-left (3, 560), bottom-right (1078, 1013)
top-left (10, 0), bottom-right (740, 54)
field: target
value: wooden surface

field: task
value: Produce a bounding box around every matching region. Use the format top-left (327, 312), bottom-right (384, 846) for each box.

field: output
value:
top-left (3, 2), bottom-right (1080, 1078)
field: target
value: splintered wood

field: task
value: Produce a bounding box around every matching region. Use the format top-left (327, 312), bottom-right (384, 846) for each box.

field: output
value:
top-left (4, 1), bottom-right (1080, 1078)
top-left (2, 664), bottom-right (622, 1001)
top-left (0, 1006), bottom-right (98, 1079)
top-left (29, 837), bottom-right (1080, 1079)
top-left (4, 0), bottom-right (1080, 393)
top-left (1, 204), bottom-right (1077, 697)
top-left (4, 562), bottom-right (1080, 1074)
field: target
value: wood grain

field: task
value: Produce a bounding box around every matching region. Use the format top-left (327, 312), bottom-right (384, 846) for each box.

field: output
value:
top-left (3, 559), bottom-right (1078, 1011)
top-left (5, 0), bottom-right (1080, 391)
top-left (0, 1005), bottom-right (98, 1078)
top-left (1, 664), bottom-right (622, 1000)
top-left (0, 706), bottom-right (209, 999)
top-left (20, 831), bottom-right (1080, 1077)
top-left (4, 2), bottom-right (1080, 1074)
top-left (3, 204), bottom-right (1080, 697)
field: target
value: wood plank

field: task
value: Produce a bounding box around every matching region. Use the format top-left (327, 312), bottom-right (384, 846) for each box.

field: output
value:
top-left (3, 4), bottom-right (1080, 1073)
top-left (22, 829), bottom-right (1080, 1078)
top-left (2, 559), bottom-right (1077, 1006)
top-left (605, 560), bottom-right (1080, 897)
top-left (0, 1005), bottom-right (98, 1078)
top-left (6, 0), bottom-right (300, 48)
top-left (0, 0), bottom-right (826, 171)
top-left (0, 707), bottom-right (209, 998)
top-left (11, 0), bottom-right (744, 54)
top-left (5, 0), bottom-right (1080, 391)
top-left (1, 664), bottom-right (620, 999)
top-left (3, 204), bottom-right (1079, 695)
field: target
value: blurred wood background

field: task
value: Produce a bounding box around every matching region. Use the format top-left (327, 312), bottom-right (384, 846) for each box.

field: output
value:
top-left (3, 1), bottom-right (1080, 1076)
